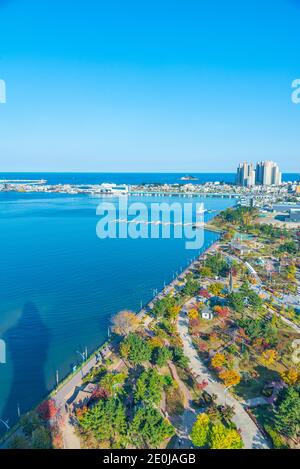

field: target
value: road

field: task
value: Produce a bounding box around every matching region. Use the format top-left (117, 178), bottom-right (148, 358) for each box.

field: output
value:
top-left (177, 304), bottom-right (270, 449)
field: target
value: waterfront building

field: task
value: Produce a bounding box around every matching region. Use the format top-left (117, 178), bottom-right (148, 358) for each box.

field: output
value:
top-left (236, 162), bottom-right (255, 187)
top-left (255, 161), bottom-right (282, 186)
top-left (96, 183), bottom-right (129, 194)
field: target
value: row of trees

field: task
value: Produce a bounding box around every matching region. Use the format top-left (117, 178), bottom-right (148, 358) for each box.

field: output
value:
top-left (78, 368), bottom-right (175, 448)
top-left (120, 332), bottom-right (189, 369)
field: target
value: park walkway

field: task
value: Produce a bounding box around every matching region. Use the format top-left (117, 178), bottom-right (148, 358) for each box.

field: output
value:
top-left (177, 304), bottom-right (269, 449)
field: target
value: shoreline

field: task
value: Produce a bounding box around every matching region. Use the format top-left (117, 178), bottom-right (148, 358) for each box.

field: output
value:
top-left (0, 232), bottom-right (220, 447)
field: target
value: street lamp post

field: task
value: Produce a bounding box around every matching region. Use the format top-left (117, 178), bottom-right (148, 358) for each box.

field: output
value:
top-left (0, 419), bottom-right (10, 432)
top-left (224, 384), bottom-right (235, 406)
top-left (76, 350), bottom-right (87, 377)
top-left (76, 350), bottom-right (86, 362)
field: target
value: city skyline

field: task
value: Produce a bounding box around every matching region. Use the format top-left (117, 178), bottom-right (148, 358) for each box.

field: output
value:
top-left (0, 0), bottom-right (300, 172)
top-left (236, 160), bottom-right (283, 186)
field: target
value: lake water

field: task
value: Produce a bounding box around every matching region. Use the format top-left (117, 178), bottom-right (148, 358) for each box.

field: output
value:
top-left (0, 191), bottom-right (235, 432)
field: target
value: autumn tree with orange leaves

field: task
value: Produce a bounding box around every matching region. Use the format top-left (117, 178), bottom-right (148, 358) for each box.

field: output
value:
top-left (219, 369), bottom-right (241, 387)
top-left (111, 310), bottom-right (140, 336)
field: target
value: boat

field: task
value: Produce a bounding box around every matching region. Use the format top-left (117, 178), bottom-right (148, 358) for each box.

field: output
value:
top-left (180, 175), bottom-right (198, 181)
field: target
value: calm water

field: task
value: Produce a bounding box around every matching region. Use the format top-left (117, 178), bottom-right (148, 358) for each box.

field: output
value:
top-left (0, 191), bottom-right (235, 431)
top-left (0, 172), bottom-right (299, 185)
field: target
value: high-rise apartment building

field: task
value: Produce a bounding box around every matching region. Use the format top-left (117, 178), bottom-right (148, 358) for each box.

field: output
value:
top-left (255, 161), bottom-right (282, 186)
top-left (236, 162), bottom-right (255, 187)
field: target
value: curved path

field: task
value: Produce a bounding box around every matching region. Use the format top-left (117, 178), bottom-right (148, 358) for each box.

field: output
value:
top-left (177, 305), bottom-right (269, 449)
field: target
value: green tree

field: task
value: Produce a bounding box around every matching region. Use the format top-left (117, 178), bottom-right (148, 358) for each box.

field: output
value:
top-left (182, 275), bottom-right (199, 297)
top-left (31, 426), bottom-right (52, 449)
top-left (135, 369), bottom-right (164, 405)
top-left (79, 397), bottom-right (127, 445)
top-left (247, 290), bottom-right (263, 312)
top-left (205, 253), bottom-right (229, 277)
top-left (152, 295), bottom-right (177, 319)
top-left (228, 292), bottom-right (244, 313)
top-left (20, 411), bottom-right (41, 437)
top-left (172, 346), bottom-right (190, 368)
top-left (129, 405), bottom-right (174, 448)
top-left (121, 333), bottom-right (152, 365)
top-left (199, 266), bottom-right (213, 278)
top-left (274, 387), bottom-right (300, 438)
top-left (99, 372), bottom-right (127, 396)
top-left (278, 241), bottom-right (297, 254)
top-left (152, 346), bottom-right (172, 367)
top-left (8, 435), bottom-right (31, 449)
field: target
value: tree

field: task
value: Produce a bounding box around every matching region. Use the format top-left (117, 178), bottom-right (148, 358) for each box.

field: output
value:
top-left (99, 372), bottom-right (127, 396)
top-left (199, 266), bottom-right (213, 278)
top-left (79, 397), bottom-right (127, 445)
top-left (205, 253), bottom-right (229, 277)
top-left (172, 346), bottom-right (190, 368)
top-left (209, 423), bottom-right (243, 449)
top-left (247, 291), bottom-right (263, 312)
top-left (190, 413), bottom-right (210, 447)
top-left (228, 292), bottom-right (244, 313)
top-left (214, 306), bottom-right (230, 320)
top-left (152, 346), bottom-right (172, 367)
top-left (111, 310), bottom-right (140, 336)
top-left (208, 282), bottom-right (224, 297)
top-left (120, 340), bottom-right (131, 359)
top-left (152, 295), bottom-right (177, 319)
top-left (8, 435), bottom-right (30, 449)
top-left (183, 275), bottom-right (199, 297)
top-left (188, 308), bottom-right (199, 320)
top-left (135, 369), bottom-right (164, 405)
top-left (280, 369), bottom-right (299, 386)
top-left (120, 333), bottom-right (152, 365)
top-left (219, 405), bottom-right (235, 423)
top-left (286, 264), bottom-right (297, 281)
top-left (211, 353), bottom-right (226, 369)
top-left (278, 241), bottom-right (297, 254)
top-left (129, 405), bottom-right (174, 448)
top-left (20, 411), bottom-right (41, 437)
top-left (167, 305), bottom-right (181, 322)
top-left (31, 426), bottom-right (52, 449)
top-left (219, 370), bottom-right (241, 387)
top-left (274, 387), bottom-right (300, 438)
top-left (37, 399), bottom-right (59, 422)
top-left (260, 349), bottom-right (277, 367)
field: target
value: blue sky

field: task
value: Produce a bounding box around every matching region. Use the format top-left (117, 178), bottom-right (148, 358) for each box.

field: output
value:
top-left (0, 0), bottom-right (299, 172)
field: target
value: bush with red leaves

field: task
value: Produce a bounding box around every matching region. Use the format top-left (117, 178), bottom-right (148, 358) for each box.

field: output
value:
top-left (91, 386), bottom-right (109, 401)
top-left (37, 399), bottom-right (59, 421)
top-left (198, 289), bottom-right (211, 299)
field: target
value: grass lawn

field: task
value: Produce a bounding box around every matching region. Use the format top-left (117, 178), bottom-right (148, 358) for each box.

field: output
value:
top-left (234, 366), bottom-right (280, 400)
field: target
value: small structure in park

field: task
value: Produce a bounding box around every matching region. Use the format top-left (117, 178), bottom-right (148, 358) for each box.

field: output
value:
top-left (67, 383), bottom-right (99, 412)
top-left (201, 306), bottom-right (214, 320)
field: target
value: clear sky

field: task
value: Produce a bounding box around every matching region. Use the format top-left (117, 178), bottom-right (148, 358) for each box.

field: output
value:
top-left (0, 0), bottom-right (299, 172)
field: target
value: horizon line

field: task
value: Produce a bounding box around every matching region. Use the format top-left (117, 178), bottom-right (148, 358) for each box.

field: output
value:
top-left (0, 170), bottom-right (299, 175)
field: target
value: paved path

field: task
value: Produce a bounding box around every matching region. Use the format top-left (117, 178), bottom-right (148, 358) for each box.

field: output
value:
top-left (177, 305), bottom-right (270, 449)
top-left (167, 361), bottom-right (197, 449)
top-left (62, 416), bottom-right (81, 449)
top-left (52, 356), bottom-right (103, 449)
